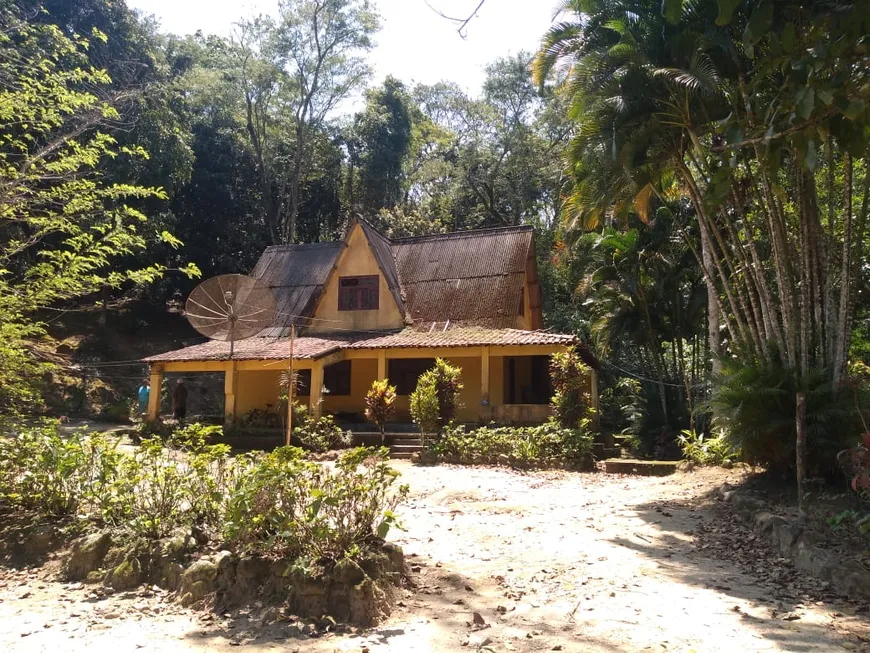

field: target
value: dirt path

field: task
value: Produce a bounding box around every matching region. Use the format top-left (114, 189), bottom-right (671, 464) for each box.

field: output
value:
top-left (1, 464), bottom-right (868, 652)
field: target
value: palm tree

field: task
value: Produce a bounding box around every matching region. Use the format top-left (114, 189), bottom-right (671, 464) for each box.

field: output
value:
top-left (534, 0), bottom-right (870, 387)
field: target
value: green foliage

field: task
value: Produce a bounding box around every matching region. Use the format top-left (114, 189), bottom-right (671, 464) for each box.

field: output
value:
top-left (710, 361), bottom-right (860, 475)
top-left (0, 422), bottom-right (123, 519)
top-left (550, 351), bottom-right (594, 428)
top-left (432, 419), bottom-right (594, 468)
top-left (0, 421), bottom-right (407, 563)
top-left (830, 509), bottom-right (870, 537)
top-left (293, 414), bottom-right (352, 453)
top-left (677, 429), bottom-right (736, 466)
top-left (365, 379), bottom-right (397, 439)
top-left (410, 358), bottom-right (463, 440)
top-left (222, 447), bottom-right (408, 561)
top-left (410, 380), bottom-right (439, 443)
top-left (103, 425), bottom-right (231, 539)
top-left (0, 7), bottom-right (197, 413)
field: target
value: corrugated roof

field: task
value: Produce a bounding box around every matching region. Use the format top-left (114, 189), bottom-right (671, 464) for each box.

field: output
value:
top-left (143, 327), bottom-right (575, 363)
top-left (391, 226), bottom-right (533, 326)
top-left (250, 242), bottom-right (341, 336)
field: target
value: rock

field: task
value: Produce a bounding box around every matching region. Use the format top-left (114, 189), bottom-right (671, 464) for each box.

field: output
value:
top-left (180, 559), bottom-right (219, 606)
top-left (64, 533), bottom-right (112, 581)
top-left (107, 558), bottom-right (142, 590)
top-left (85, 570), bottom-right (105, 584)
top-left (334, 558), bottom-right (366, 585)
top-left (380, 542), bottom-right (404, 573)
top-left (24, 524), bottom-right (60, 557)
top-left (156, 561), bottom-right (184, 592)
top-left (472, 612), bottom-right (486, 626)
top-left (676, 461), bottom-right (695, 473)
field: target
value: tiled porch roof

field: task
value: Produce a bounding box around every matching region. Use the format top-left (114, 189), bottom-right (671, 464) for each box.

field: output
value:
top-left (342, 327), bottom-right (576, 349)
top-left (143, 335), bottom-right (346, 362)
top-left (143, 327), bottom-right (576, 364)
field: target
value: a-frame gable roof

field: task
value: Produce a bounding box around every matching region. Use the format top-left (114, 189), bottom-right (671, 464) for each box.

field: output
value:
top-left (358, 219), bottom-right (406, 320)
top-left (248, 222), bottom-right (536, 332)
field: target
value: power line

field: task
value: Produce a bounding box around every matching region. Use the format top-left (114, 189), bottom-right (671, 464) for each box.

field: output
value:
top-left (601, 359), bottom-right (708, 390)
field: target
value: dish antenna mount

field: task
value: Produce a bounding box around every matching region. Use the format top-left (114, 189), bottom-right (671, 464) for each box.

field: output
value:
top-left (184, 274), bottom-right (276, 358)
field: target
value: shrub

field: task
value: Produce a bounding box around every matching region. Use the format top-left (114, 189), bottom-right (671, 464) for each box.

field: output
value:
top-left (104, 427), bottom-right (232, 539)
top-left (431, 419), bottom-right (594, 468)
top-left (222, 447), bottom-right (408, 561)
top-left (410, 381), bottom-right (439, 444)
top-left (0, 422), bottom-right (124, 519)
top-left (293, 413), bottom-right (352, 453)
top-left (550, 351), bottom-right (593, 428)
top-left (365, 379), bottom-right (397, 442)
top-left (710, 361), bottom-right (859, 475)
top-left (677, 429), bottom-right (736, 466)
top-left (410, 358), bottom-right (463, 441)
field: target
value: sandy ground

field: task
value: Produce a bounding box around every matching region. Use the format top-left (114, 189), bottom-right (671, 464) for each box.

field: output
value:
top-left (1, 463), bottom-right (868, 652)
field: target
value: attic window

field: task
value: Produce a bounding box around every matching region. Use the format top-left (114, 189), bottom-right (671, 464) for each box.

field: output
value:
top-left (338, 275), bottom-right (379, 311)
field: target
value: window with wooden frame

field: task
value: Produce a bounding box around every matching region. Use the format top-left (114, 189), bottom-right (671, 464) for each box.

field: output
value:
top-left (338, 275), bottom-right (379, 311)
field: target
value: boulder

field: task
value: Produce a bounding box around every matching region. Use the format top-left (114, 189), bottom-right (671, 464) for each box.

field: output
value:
top-left (63, 532), bottom-right (112, 581)
top-left (180, 558), bottom-right (219, 605)
top-left (107, 557), bottom-right (142, 590)
top-left (23, 524), bottom-right (60, 558)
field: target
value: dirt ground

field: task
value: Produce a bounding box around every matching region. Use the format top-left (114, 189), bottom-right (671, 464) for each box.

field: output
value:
top-left (1, 464), bottom-right (868, 652)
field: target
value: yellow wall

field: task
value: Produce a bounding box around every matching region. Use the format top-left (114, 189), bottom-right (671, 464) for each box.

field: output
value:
top-left (322, 358), bottom-right (377, 416)
top-left (311, 224), bottom-right (404, 333)
top-left (235, 369), bottom-right (283, 415)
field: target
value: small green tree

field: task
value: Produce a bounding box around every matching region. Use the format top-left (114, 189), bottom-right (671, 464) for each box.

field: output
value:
top-left (365, 379), bottom-right (397, 443)
top-left (410, 358), bottom-right (463, 444)
top-left (550, 351), bottom-right (593, 429)
top-left (410, 381), bottom-right (439, 446)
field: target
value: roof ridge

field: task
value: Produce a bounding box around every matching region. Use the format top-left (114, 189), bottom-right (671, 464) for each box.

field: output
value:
top-left (390, 224), bottom-right (533, 243)
top-left (263, 242), bottom-right (342, 251)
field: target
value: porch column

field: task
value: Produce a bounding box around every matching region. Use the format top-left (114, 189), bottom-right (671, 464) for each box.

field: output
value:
top-left (146, 364), bottom-right (163, 422)
top-left (377, 349), bottom-right (387, 381)
top-left (310, 360), bottom-right (324, 418)
top-left (224, 361), bottom-right (237, 426)
top-left (480, 346), bottom-right (491, 421)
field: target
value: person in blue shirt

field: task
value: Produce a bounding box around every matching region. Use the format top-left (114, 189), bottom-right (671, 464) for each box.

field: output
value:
top-left (137, 379), bottom-right (150, 416)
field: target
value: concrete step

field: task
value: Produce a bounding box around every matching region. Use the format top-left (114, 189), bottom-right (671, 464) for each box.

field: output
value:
top-left (390, 451), bottom-right (417, 460)
top-left (603, 458), bottom-right (679, 476)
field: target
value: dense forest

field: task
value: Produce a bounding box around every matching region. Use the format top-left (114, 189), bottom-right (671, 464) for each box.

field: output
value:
top-left (2, 0), bottom-right (870, 477)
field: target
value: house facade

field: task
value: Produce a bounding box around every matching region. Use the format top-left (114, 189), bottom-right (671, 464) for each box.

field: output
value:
top-left (144, 221), bottom-right (597, 425)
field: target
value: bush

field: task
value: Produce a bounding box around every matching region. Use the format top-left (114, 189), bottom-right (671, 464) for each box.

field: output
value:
top-left (0, 422), bottom-right (123, 519)
top-left (550, 351), bottom-right (594, 428)
top-left (677, 429), bottom-right (736, 466)
top-left (0, 422), bottom-right (409, 566)
top-left (710, 361), bottom-right (859, 475)
top-left (103, 425), bottom-right (231, 539)
top-left (222, 447), bottom-right (408, 561)
top-left (431, 419), bottom-right (594, 468)
top-left (365, 379), bottom-right (397, 442)
top-left (293, 413), bottom-right (352, 453)
top-left (410, 358), bottom-right (463, 441)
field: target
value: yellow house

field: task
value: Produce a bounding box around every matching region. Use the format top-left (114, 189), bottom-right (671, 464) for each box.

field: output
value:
top-left (143, 221), bottom-right (598, 425)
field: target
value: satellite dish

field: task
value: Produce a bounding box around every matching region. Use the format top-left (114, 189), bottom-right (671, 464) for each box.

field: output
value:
top-left (185, 274), bottom-right (276, 358)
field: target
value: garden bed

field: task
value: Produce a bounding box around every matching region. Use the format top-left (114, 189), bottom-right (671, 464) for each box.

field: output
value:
top-left (0, 421), bottom-right (409, 626)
